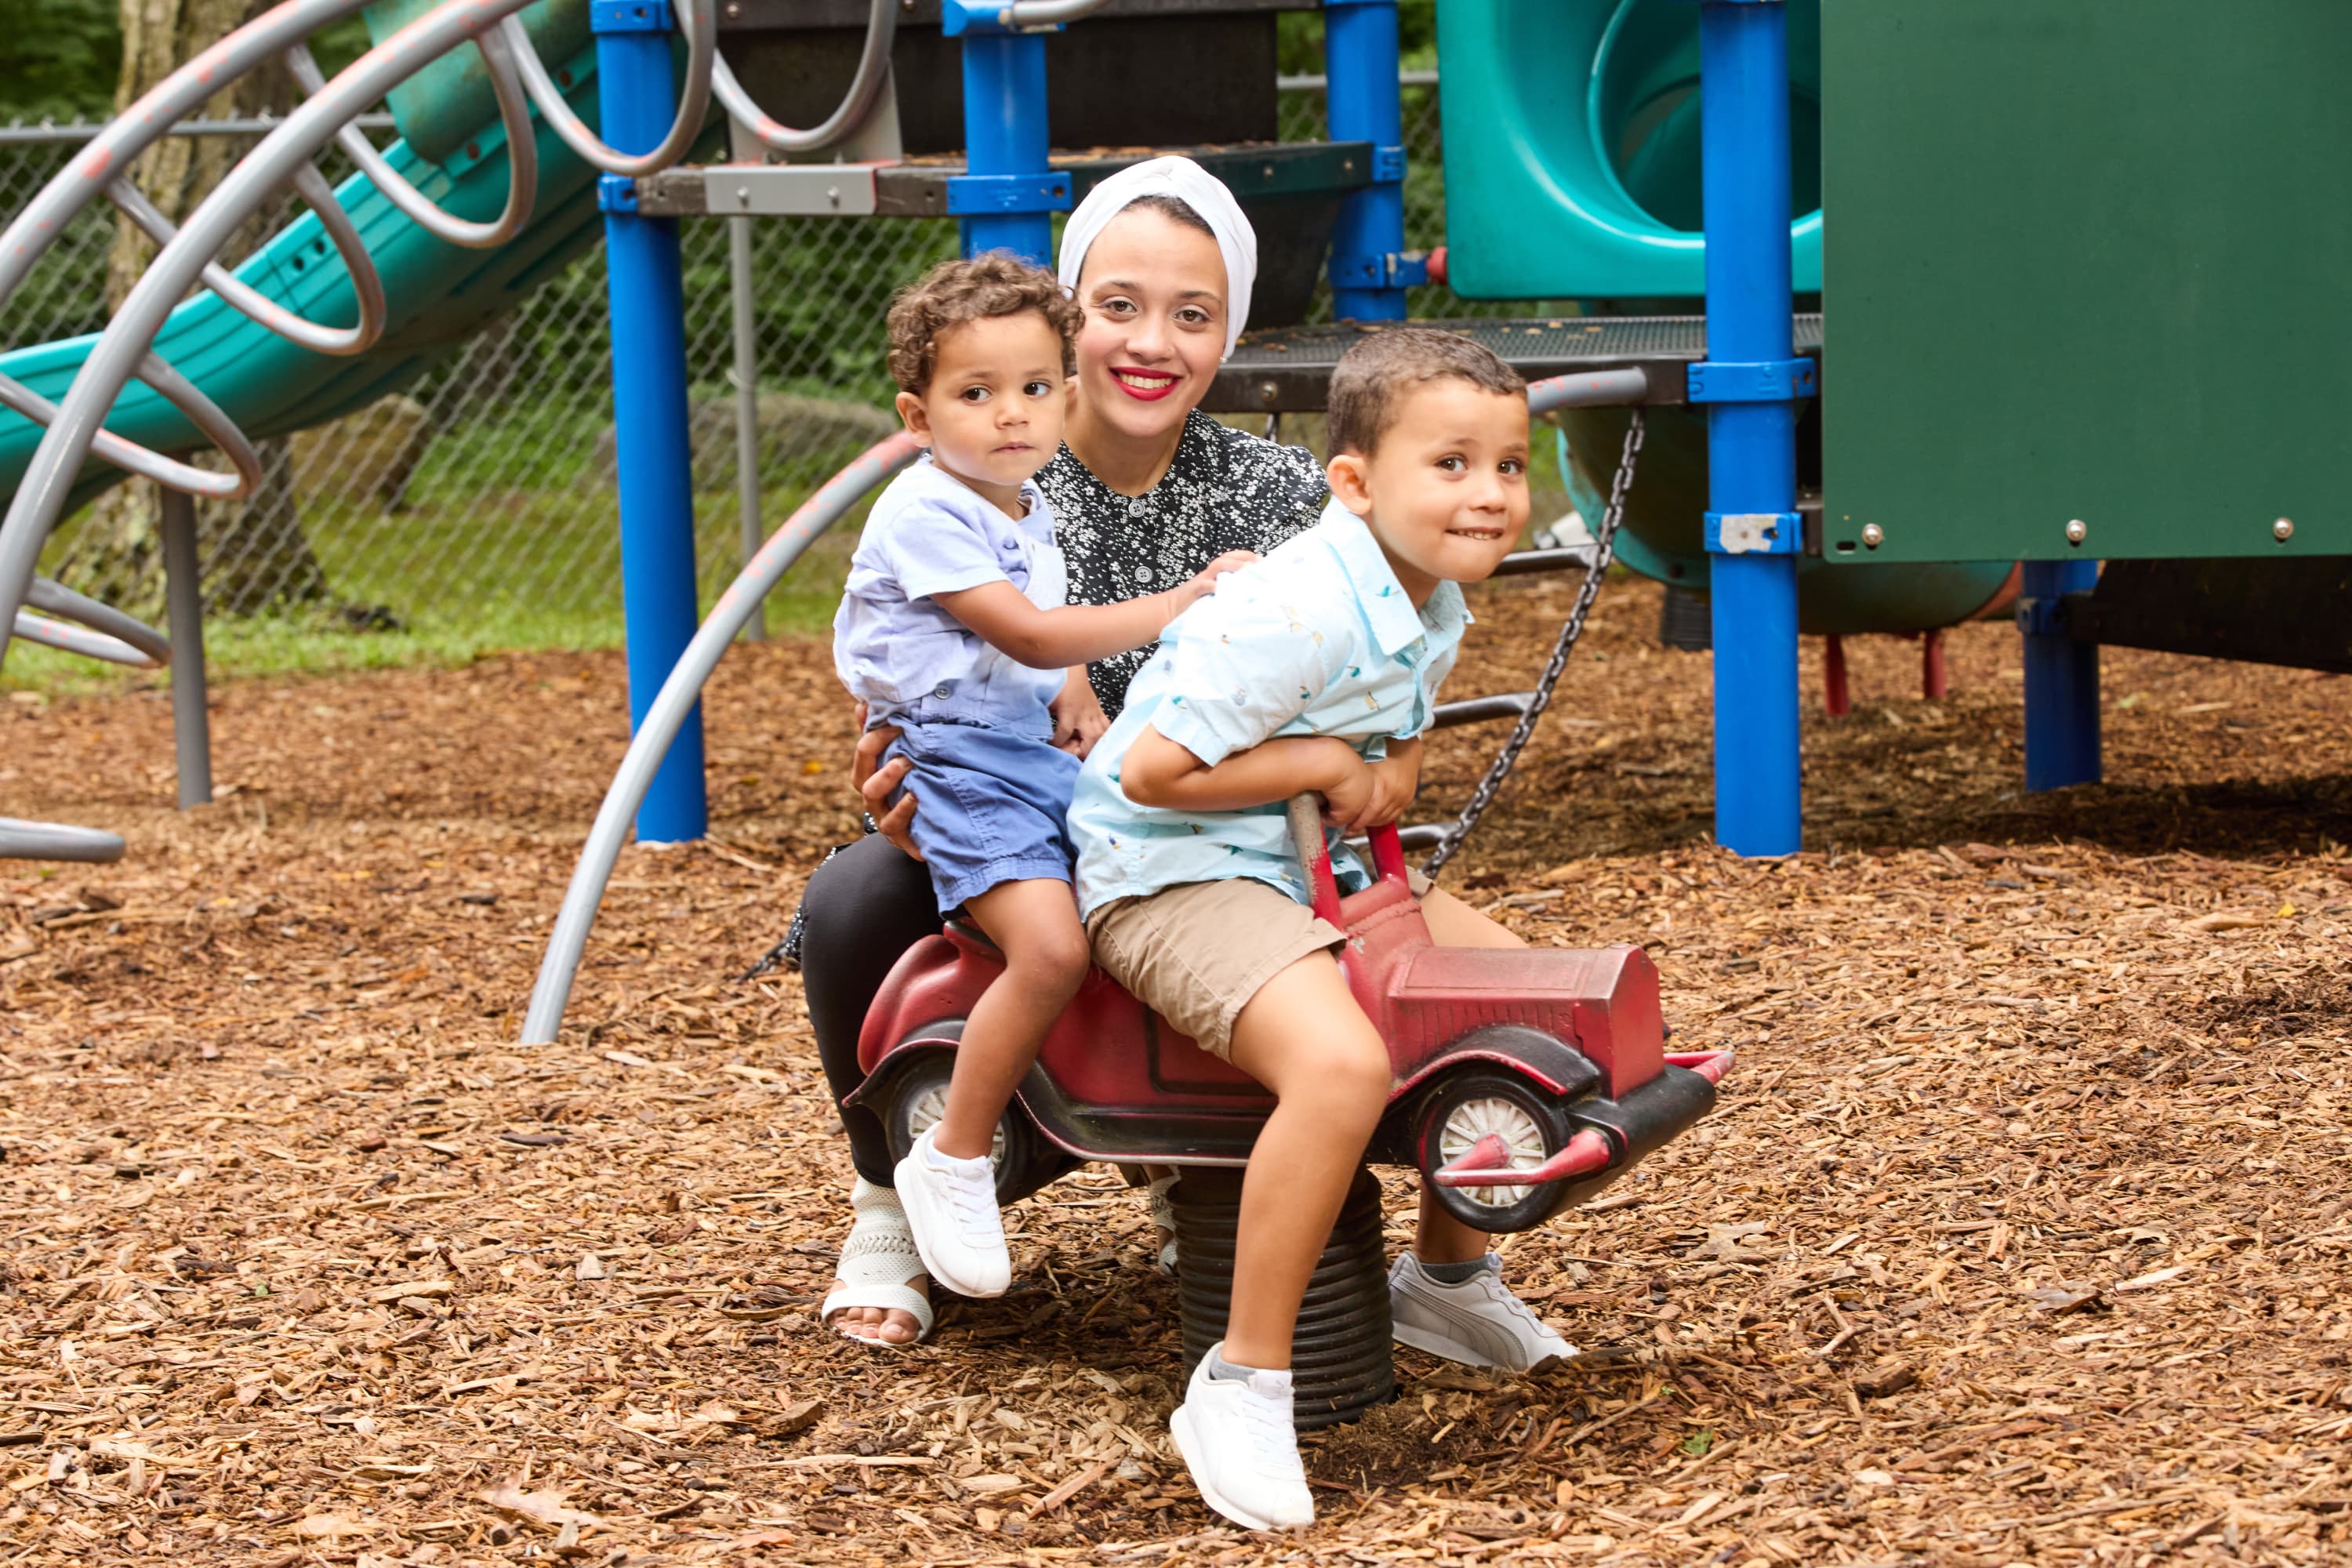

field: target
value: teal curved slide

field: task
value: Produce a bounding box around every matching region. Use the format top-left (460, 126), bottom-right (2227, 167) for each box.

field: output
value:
top-left (1439, 0), bottom-right (2016, 636)
top-left (0, 2), bottom-right (631, 518)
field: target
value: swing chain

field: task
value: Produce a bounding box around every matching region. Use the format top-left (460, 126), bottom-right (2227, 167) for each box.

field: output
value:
top-left (1422, 406), bottom-right (1645, 877)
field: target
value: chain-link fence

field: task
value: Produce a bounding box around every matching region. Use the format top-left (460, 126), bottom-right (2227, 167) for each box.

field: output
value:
top-left (3, 80), bottom-right (1550, 666)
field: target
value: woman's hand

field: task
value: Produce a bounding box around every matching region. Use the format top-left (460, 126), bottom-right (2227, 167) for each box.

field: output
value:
top-left (849, 706), bottom-right (920, 859)
top-left (1051, 670), bottom-right (1110, 759)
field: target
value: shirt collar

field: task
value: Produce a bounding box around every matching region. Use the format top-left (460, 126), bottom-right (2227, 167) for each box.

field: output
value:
top-left (1312, 499), bottom-right (1469, 658)
top-left (917, 452), bottom-right (1050, 532)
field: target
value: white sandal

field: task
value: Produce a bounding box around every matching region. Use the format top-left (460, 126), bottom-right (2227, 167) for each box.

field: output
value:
top-left (819, 1178), bottom-right (936, 1345)
top-left (1148, 1167), bottom-right (1181, 1277)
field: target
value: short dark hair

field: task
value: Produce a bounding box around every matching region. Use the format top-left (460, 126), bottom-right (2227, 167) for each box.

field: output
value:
top-left (886, 252), bottom-right (1082, 394)
top-left (1326, 327), bottom-right (1528, 457)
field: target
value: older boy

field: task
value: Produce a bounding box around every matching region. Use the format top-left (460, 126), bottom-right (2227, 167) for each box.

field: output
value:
top-left (1069, 328), bottom-right (1564, 1530)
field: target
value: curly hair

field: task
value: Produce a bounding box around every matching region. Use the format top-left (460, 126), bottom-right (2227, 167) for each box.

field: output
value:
top-left (884, 252), bottom-right (1082, 395)
top-left (1327, 326), bottom-right (1527, 458)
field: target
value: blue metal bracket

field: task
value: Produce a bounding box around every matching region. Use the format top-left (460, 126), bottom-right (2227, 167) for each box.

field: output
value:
top-left (1330, 250), bottom-right (1429, 290)
top-left (1704, 511), bottom-right (1802, 556)
top-left (589, 0), bottom-right (672, 32)
top-left (1371, 144), bottom-right (1406, 183)
top-left (1686, 357), bottom-right (1816, 404)
top-left (597, 172), bottom-right (639, 213)
top-left (2013, 592), bottom-right (2088, 638)
top-left (944, 170), bottom-right (1072, 217)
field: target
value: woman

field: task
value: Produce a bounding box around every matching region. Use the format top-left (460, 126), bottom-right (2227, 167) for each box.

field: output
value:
top-left (804, 159), bottom-right (1566, 1374)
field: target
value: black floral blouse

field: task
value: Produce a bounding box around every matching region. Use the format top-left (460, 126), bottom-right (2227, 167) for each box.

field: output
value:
top-left (1036, 410), bottom-right (1328, 717)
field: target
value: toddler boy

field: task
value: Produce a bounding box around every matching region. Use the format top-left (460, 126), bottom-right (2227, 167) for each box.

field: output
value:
top-left (1069, 328), bottom-right (1547, 1531)
top-left (833, 255), bottom-right (1248, 1301)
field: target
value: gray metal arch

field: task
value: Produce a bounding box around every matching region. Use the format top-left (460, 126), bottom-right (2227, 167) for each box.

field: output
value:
top-left (1, 0), bottom-right (903, 864)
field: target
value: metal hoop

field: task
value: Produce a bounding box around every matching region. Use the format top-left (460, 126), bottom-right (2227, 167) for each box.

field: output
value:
top-left (285, 27), bottom-right (539, 250)
top-left (497, 0), bottom-right (716, 180)
top-left (26, 577), bottom-right (172, 667)
top-left (0, 372), bottom-right (244, 499)
top-left (709, 0), bottom-right (897, 155)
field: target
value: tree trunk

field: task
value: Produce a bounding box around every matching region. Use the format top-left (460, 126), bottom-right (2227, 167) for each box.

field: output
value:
top-left (69, 0), bottom-right (332, 620)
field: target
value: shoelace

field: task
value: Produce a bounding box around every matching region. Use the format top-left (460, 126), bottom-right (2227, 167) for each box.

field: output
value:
top-left (935, 1160), bottom-right (1000, 1243)
top-left (1236, 1383), bottom-right (1305, 1477)
top-left (1456, 1267), bottom-right (1539, 1320)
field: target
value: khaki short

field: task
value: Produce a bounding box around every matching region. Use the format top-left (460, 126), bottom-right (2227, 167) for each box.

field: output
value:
top-left (1087, 869), bottom-right (1432, 1062)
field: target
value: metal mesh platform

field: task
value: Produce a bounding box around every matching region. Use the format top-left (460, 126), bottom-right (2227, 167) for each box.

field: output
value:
top-left (1207, 313), bottom-right (1825, 414)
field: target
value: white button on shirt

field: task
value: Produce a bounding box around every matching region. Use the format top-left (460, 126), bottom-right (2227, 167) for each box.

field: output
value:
top-left (1070, 500), bottom-right (1470, 917)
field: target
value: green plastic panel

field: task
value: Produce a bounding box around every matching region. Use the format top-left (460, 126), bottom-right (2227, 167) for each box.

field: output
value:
top-left (1821, 0), bottom-right (2352, 564)
top-left (1434, 0), bottom-right (1822, 300)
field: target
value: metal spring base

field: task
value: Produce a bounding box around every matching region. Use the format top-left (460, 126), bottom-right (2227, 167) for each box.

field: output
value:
top-left (1170, 1167), bottom-right (1396, 1431)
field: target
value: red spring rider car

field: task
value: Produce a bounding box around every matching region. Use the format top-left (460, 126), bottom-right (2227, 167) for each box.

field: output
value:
top-left (849, 799), bottom-right (1732, 1238)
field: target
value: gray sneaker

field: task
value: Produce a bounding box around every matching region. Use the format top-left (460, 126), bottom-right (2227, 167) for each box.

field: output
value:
top-left (1389, 1252), bottom-right (1573, 1372)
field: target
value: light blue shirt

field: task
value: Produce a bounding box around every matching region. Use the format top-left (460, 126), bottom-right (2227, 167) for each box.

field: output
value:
top-left (833, 456), bottom-right (1069, 729)
top-left (1070, 501), bottom-right (1469, 916)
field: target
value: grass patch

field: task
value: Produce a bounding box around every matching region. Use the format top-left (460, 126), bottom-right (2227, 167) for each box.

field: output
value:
top-left (9, 468), bottom-right (865, 700)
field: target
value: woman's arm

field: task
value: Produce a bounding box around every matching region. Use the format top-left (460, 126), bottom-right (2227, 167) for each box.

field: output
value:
top-left (1120, 726), bottom-right (1383, 828)
top-left (934, 549), bottom-right (1254, 671)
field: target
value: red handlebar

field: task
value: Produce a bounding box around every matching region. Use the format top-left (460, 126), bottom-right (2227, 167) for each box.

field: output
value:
top-left (1286, 795), bottom-right (1409, 926)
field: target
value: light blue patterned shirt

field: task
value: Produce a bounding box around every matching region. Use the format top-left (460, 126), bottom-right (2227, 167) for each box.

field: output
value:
top-left (1070, 500), bottom-right (1469, 916)
top-left (833, 456), bottom-right (1067, 729)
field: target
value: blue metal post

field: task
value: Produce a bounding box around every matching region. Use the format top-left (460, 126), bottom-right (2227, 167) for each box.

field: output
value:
top-left (597, 0), bottom-right (706, 844)
top-left (1695, 0), bottom-right (1802, 857)
top-left (1324, 0), bottom-right (1417, 320)
top-left (2020, 559), bottom-right (2101, 790)
top-left (958, 32), bottom-right (1053, 262)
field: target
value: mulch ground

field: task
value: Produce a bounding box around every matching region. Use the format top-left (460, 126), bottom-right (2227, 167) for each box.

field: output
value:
top-left (2, 574), bottom-right (2350, 1568)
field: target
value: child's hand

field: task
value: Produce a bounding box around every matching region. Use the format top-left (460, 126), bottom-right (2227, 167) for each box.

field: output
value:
top-left (1051, 670), bottom-right (1109, 758)
top-left (1363, 739), bottom-right (1423, 827)
top-left (1316, 748), bottom-right (1381, 832)
top-left (1176, 550), bottom-right (1257, 610)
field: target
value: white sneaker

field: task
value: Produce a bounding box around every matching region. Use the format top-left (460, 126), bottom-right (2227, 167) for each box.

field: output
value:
top-left (1389, 1252), bottom-right (1573, 1373)
top-left (1169, 1345), bottom-right (1315, 1532)
top-left (892, 1127), bottom-right (1010, 1298)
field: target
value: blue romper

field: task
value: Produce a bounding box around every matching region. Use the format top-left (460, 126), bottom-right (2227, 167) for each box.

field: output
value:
top-left (833, 456), bottom-right (1083, 915)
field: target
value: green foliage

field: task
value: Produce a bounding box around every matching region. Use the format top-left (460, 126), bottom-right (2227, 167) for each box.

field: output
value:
top-left (0, 0), bottom-right (122, 123)
top-left (1277, 1), bottom-right (1436, 77)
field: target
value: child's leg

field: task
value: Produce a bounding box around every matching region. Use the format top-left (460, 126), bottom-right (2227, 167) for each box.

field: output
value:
top-left (935, 878), bottom-right (1091, 1159)
top-left (1410, 886), bottom-right (1526, 1261)
top-left (1390, 886), bottom-right (1573, 1372)
top-left (1221, 951), bottom-right (1394, 1370)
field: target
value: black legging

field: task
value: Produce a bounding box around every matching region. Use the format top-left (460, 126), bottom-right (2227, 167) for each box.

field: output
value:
top-left (800, 831), bottom-right (943, 1185)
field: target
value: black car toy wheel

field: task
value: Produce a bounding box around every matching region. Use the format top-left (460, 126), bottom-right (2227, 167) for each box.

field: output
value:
top-left (1415, 1067), bottom-right (1578, 1233)
top-left (877, 1046), bottom-right (1047, 1207)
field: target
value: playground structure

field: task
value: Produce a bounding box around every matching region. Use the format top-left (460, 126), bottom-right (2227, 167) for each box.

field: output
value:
top-left (2, 3), bottom-right (2347, 956)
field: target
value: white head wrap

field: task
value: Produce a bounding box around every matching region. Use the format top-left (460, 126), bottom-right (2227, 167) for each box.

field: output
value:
top-left (1057, 155), bottom-right (1258, 361)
